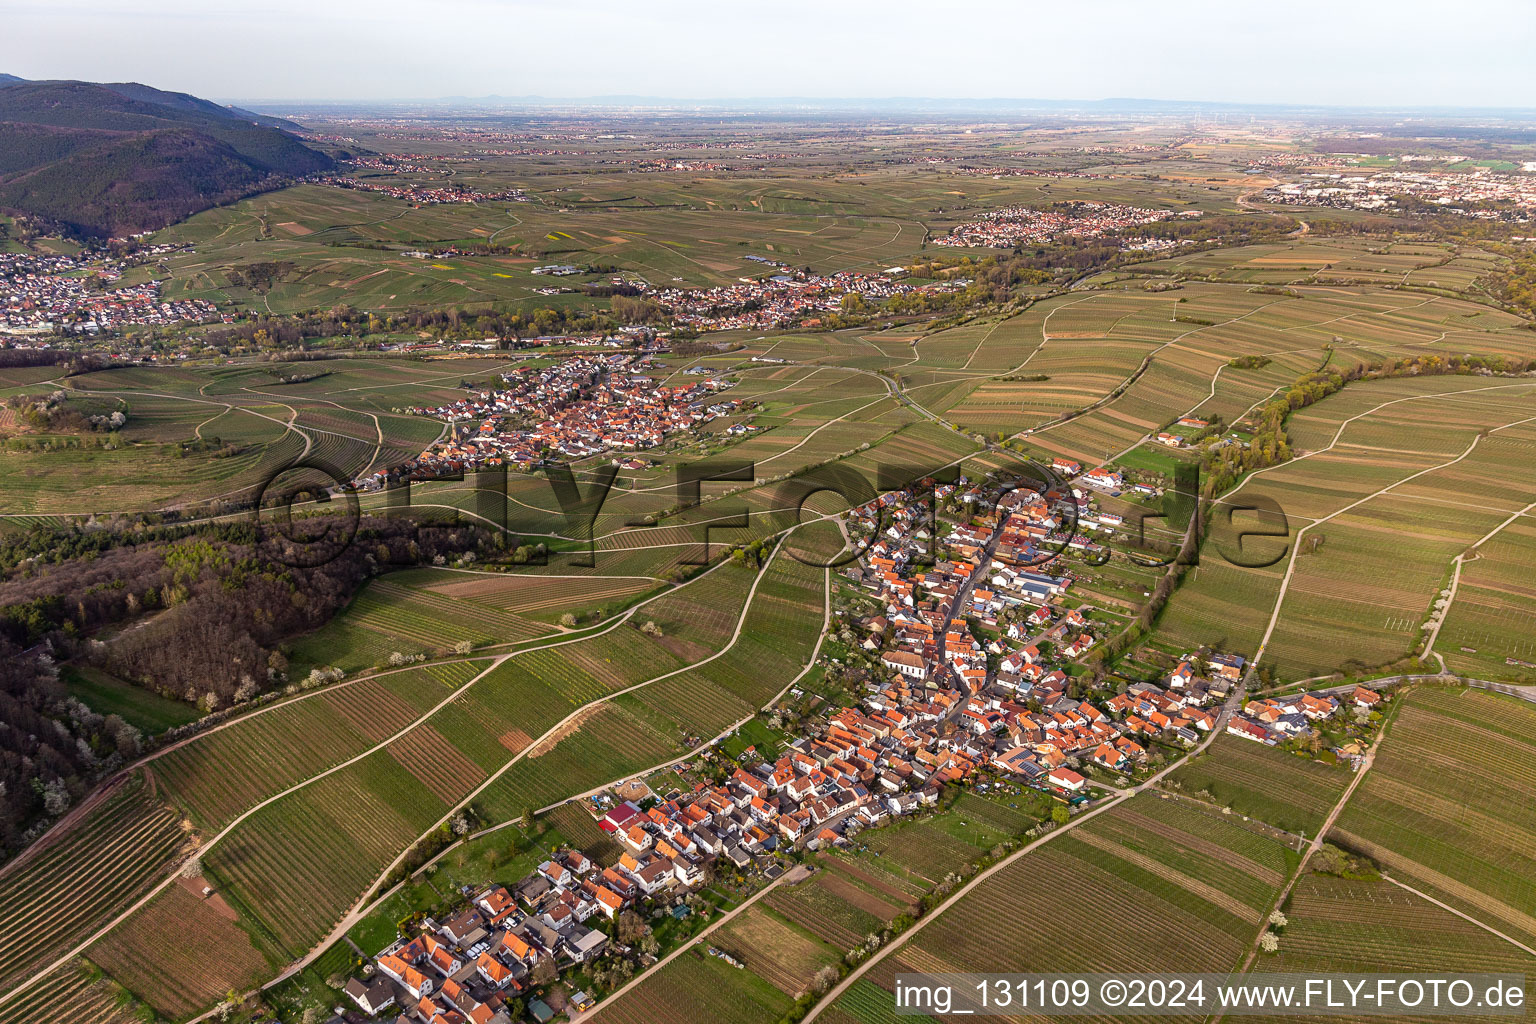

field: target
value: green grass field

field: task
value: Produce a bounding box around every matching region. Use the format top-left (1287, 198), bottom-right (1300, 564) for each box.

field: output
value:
top-left (62, 665), bottom-right (203, 733)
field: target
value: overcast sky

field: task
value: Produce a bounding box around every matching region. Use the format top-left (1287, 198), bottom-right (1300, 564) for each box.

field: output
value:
top-left (4, 0), bottom-right (1533, 108)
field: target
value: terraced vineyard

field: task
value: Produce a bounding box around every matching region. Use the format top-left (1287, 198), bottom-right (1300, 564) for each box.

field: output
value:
top-left (631, 549), bottom-right (827, 738)
top-left (6, 131), bottom-right (1536, 1024)
top-left (821, 979), bottom-right (902, 1024)
top-left (448, 625), bottom-right (687, 760)
top-left (765, 869), bottom-right (904, 948)
top-left (1158, 377), bottom-right (1536, 677)
top-left (1438, 519), bottom-right (1536, 682)
top-left (630, 668), bottom-right (758, 739)
top-left (819, 849), bottom-right (927, 907)
top-left (290, 576), bottom-right (552, 669)
top-left (0, 772), bottom-right (189, 992)
top-left (153, 688), bottom-right (387, 830)
top-left (541, 802), bottom-right (621, 863)
top-left (321, 676), bottom-right (431, 742)
top-left (475, 539), bottom-right (828, 822)
top-left (1165, 735), bottom-right (1350, 836)
top-left (151, 660), bottom-right (488, 832)
top-left (1332, 687), bottom-right (1536, 947)
top-left (477, 702), bottom-right (686, 821)
top-left (348, 579), bottom-right (551, 643)
top-left (415, 570), bottom-right (661, 618)
top-left (385, 724), bottom-right (489, 802)
top-left (833, 794), bottom-right (1297, 1019)
top-left (641, 560), bottom-right (761, 650)
top-left (854, 796), bottom-right (1033, 889)
top-left (1263, 872), bottom-right (1536, 1019)
top-left (372, 658), bottom-right (490, 710)
top-left (55, 551), bottom-right (801, 1007)
top-left (714, 905), bottom-right (842, 997)
top-left (587, 944), bottom-right (793, 1024)
top-left (201, 750), bottom-right (448, 957)
top-left (88, 881), bottom-right (274, 1019)
top-left (0, 961), bottom-right (143, 1024)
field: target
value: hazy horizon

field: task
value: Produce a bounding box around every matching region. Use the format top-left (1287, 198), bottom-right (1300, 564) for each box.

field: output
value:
top-left (4, 0), bottom-right (1534, 109)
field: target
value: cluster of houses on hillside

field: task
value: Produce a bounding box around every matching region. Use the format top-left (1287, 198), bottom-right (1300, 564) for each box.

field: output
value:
top-left (396, 355), bottom-right (737, 476)
top-left (839, 478), bottom-right (1239, 799)
top-left (934, 201), bottom-right (1187, 250)
top-left (1260, 168), bottom-right (1536, 219)
top-left (850, 479), bottom-right (1087, 687)
top-left (616, 729), bottom-right (971, 858)
top-left (348, 846), bottom-right (624, 1024)
top-left (322, 175), bottom-right (527, 204)
top-left (337, 469), bottom-right (1273, 1023)
top-left (641, 265), bottom-right (954, 333)
top-left (1048, 457), bottom-right (1165, 502)
top-left (974, 650), bottom-right (1242, 790)
top-left (1, 246), bottom-right (224, 337)
top-left (1226, 683), bottom-right (1382, 749)
top-left (345, 721), bottom-right (995, 1024)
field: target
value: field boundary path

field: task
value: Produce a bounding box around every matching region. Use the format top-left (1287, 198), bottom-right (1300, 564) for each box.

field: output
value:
top-left (1423, 497), bottom-right (1536, 667)
top-left (254, 564), bottom-right (834, 1011)
top-left (1222, 718), bottom-right (1386, 993)
top-left (0, 624), bottom-right (621, 883)
top-left (1244, 404), bottom-right (1536, 674)
top-left (1210, 683), bottom-right (1536, 1023)
top-left (1379, 874), bottom-right (1536, 959)
top-left (5, 500), bottom-right (850, 888)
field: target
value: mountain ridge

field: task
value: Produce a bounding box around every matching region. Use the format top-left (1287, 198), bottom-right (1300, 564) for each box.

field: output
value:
top-left (0, 76), bottom-right (336, 237)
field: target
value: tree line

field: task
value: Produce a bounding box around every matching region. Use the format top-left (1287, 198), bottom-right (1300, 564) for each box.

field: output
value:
top-left (0, 639), bottom-right (147, 854)
top-left (1199, 351), bottom-right (1535, 497)
top-left (0, 514), bottom-right (505, 853)
top-left (0, 516), bottom-right (496, 706)
top-left (198, 301), bottom-right (630, 352)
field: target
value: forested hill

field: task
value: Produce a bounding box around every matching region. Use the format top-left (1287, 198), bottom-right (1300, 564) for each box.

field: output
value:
top-left (93, 80), bottom-right (307, 132)
top-left (0, 76), bottom-right (336, 236)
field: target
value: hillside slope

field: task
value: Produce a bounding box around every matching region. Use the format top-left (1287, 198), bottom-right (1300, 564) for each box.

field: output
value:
top-left (0, 77), bottom-right (335, 236)
top-left (97, 81), bottom-right (306, 131)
